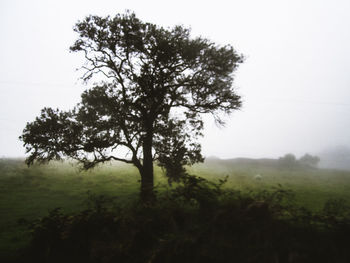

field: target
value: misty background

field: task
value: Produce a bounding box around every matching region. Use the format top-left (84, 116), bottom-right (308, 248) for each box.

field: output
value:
top-left (1, 0), bottom-right (349, 169)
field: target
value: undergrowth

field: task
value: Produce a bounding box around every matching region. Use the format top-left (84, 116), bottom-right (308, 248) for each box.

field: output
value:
top-left (12, 174), bottom-right (350, 263)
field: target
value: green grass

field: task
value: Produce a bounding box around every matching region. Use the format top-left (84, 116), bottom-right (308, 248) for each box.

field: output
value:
top-left (189, 159), bottom-right (350, 211)
top-left (1, 158), bottom-right (350, 260)
top-left (0, 159), bottom-right (141, 260)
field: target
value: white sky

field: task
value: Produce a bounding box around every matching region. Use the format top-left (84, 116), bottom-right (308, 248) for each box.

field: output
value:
top-left (1, 0), bottom-right (349, 159)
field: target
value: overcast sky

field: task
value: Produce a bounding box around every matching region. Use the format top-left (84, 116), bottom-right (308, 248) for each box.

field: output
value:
top-left (1, 0), bottom-right (349, 159)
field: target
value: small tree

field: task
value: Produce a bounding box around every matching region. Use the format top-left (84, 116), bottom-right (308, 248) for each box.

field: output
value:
top-left (20, 12), bottom-right (243, 201)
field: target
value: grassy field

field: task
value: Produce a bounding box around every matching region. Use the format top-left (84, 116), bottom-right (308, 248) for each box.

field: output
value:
top-left (190, 158), bottom-right (350, 211)
top-left (1, 157), bottom-right (350, 260)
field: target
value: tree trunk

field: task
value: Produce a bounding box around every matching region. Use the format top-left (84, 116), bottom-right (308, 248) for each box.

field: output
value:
top-left (140, 133), bottom-right (155, 203)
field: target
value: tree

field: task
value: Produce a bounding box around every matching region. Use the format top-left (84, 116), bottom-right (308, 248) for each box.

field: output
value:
top-left (299, 153), bottom-right (320, 168)
top-left (20, 11), bottom-right (243, 201)
top-left (278, 153), bottom-right (297, 169)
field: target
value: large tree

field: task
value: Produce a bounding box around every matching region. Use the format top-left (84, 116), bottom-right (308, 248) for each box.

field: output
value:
top-left (20, 12), bottom-right (243, 201)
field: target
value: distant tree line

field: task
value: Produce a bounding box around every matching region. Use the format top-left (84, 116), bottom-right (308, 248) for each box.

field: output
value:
top-left (278, 153), bottom-right (320, 169)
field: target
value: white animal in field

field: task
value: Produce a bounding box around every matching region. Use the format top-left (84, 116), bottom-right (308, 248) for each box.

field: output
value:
top-left (254, 174), bottom-right (262, 180)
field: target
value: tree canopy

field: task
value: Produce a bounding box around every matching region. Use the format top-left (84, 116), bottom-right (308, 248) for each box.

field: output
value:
top-left (20, 11), bottom-right (243, 200)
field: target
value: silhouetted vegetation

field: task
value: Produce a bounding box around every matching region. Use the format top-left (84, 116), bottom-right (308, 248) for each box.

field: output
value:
top-left (20, 11), bottom-right (243, 201)
top-left (5, 5), bottom-right (350, 263)
top-left (14, 174), bottom-right (350, 263)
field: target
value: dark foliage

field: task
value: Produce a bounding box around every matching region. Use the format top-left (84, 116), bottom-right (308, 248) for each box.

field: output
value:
top-left (20, 11), bottom-right (243, 200)
top-left (18, 175), bottom-right (350, 263)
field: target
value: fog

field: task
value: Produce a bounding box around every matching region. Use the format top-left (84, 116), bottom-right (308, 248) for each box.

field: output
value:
top-left (1, 0), bottom-right (349, 166)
